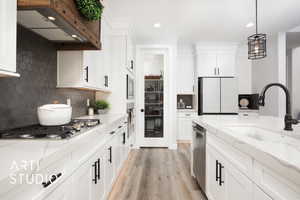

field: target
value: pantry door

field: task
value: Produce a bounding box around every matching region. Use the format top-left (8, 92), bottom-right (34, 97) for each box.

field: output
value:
top-left (136, 48), bottom-right (169, 147)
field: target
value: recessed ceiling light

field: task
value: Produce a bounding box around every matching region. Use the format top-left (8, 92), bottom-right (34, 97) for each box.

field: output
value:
top-left (71, 34), bottom-right (77, 38)
top-left (246, 22), bottom-right (255, 28)
top-left (47, 16), bottom-right (56, 21)
top-left (153, 23), bottom-right (161, 28)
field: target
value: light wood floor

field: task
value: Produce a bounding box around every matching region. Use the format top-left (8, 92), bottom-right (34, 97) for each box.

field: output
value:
top-left (108, 143), bottom-right (206, 200)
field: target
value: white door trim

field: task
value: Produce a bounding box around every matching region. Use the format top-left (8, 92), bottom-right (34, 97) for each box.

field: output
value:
top-left (135, 45), bottom-right (177, 149)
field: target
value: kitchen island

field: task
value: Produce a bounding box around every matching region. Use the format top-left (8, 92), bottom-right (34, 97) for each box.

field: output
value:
top-left (0, 114), bottom-right (129, 200)
top-left (192, 115), bottom-right (300, 200)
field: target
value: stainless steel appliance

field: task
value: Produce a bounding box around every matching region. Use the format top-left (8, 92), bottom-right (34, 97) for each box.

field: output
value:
top-left (127, 102), bottom-right (135, 139)
top-left (198, 77), bottom-right (238, 115)
top-left (0, 119), bottom-right (100, 140)
top-left (192, 122), bottom-right (206, 193)
top-left (126, 74), bottom-right (134, 100)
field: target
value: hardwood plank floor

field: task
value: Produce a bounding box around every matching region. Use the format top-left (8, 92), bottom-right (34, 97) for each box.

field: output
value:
top-left (108, 143), bottom-right (206, 200)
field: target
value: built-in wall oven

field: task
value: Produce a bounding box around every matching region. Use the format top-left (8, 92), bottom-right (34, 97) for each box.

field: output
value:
top-left (127, 103), bottom-right (135, 139)
top-left (192, 122), bottom-right (206, 193)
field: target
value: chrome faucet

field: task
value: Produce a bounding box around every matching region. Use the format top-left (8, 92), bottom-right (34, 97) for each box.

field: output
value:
top-left (258, 83), bottom-right (299, 131)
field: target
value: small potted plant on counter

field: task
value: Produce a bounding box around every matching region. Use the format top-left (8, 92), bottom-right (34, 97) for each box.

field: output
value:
top-left (94, 100), bottom-right (110, 114)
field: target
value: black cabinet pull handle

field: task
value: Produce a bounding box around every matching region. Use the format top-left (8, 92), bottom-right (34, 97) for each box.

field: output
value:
top-left (219, 163), bottom-right (224, 186)
top-left (84, 66), bottom-right (89, 82)
top-left (110, 131), bottom-right (115, 135)
top-left (92, 161), bottom-right (97, 184)
top-left (118, 126), bottom-right (123, 129)
top-left (97, 159), bottom-right (101, 180)
top-left (216, 160), bottom-right (219, 182)
top-left (42, 172), bottom-right (62, 188)
top-left (123, 132), bottom-right (126, 144)
top-left (104, 75), bottom-right (108, 87)
top-left (108, 146), bottom-right (112, 163)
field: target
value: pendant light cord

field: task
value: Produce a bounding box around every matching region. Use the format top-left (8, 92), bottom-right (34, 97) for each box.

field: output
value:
top-left (256, 0), bottom-right (258, 34)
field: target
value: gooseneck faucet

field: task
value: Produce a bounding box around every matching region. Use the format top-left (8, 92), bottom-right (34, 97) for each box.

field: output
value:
top-left (258, 83), bottom-right (299, 131)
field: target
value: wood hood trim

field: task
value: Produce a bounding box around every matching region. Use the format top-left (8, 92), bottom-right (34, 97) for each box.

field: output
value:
top-left (18, 0), bottom-right (102, 50)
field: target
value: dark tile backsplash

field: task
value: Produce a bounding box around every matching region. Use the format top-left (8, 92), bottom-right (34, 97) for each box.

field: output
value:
top-left (0, 26), bottom-right (95, 130)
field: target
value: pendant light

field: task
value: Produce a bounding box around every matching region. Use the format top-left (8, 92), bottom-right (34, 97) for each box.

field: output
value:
top-left (248, 0), bottom-right (267, 60)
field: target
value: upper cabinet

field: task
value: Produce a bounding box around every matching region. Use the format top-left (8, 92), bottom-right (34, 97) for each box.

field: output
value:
top-left (57, 18), bottom-right (112, 92)
top-left (0, 0), bottom-right (19, 77)
top-left (177, 53), bottom-right (195, 94)
top-left (196, 44), bottom-right (237, 77)
top-left (17, 0), bottom-right (102, 50)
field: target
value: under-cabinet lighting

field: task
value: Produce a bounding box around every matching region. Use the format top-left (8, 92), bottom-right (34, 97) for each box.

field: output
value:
top-left (47, 16), bottom-right (56, 21)
top-left (246, 22), bottom-right (254, 28)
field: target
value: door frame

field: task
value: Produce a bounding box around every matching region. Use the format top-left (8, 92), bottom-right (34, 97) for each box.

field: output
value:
top-left (135, 45), bottom-right (176, 148)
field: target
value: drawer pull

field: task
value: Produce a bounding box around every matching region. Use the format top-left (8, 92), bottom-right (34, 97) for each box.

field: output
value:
top-left (42, 173), bottom-right (62, 188)
top-left (110, 131), bottom-right (115, 135)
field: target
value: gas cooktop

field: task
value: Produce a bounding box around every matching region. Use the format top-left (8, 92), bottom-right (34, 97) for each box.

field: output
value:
top-left (0, 119), bottom-right (100, 140)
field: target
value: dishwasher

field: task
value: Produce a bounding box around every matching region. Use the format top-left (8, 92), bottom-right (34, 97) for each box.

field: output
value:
top-left (192, 122), bottom-right (206, 193)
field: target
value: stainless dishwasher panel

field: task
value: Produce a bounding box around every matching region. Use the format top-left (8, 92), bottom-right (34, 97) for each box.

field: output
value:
top-left (193, 123), bottom-right (206, 193)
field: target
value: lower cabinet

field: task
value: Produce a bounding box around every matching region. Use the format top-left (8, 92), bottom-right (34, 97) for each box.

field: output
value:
top-left (177, 112), bottom-right (196, 141)
top-left (206, 144), bottom-right (252, 200)
top-left (71, 152), bottom-right (104, 200)
top-left (43, 179), bottom-right (72, 200)
top-left (253, 185), bottom-right (272, 200)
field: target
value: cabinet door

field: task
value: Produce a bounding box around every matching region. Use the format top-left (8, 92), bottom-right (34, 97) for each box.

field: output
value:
top-left (105, 145), bottom-right (114, 191)
top-left (111, 134), bottom-right (121, 176)
top-left (92, 150), bottom-right (106, 200)
top-left (43, 179), bottom-right (72, 200)
top-left (206, 147), bottom-right (225, 200)
top-left (177, 117), bottom-right (193, 141)
top-left (220, 78), bottom-right (238, 113)
top-left (224, 161), bottom-right (253, 200)
top-left (177, 55), bottom-right (195, 94)
top-left (197, 52), bottom-right (217, 77)
top-left (253, 185), bottom-right (272, 200)
top-left (217, 52), bottom-right (235, 77)
top-left (71, 158), bottom-right (95, 200)
top-left (202, 78), bottom-right (221, 113)
top-left (0, 0), bottom-right (16, 73)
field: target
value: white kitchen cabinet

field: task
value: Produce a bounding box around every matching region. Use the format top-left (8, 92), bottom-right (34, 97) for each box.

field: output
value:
top-left (177, 54), bottom-right (195, 94)
top-left (71, 154), bottom-right (97, 200)
top-left (253, 185), bottom-right (272, 200)
top-left (196, 45), bottom-right (237, 77)
top-left (177, 112), bottom-right (196, 141)
top-left (217, 51), bottom-right (236, 77)
top-left (197, 52), bottom-right (217, 77)
top-left (0, 0), bottom-right (19, 77)
top-left (253, 161), bottom-right (300, 200)
top-left (206, 144), bottom-right (252, 200)
top-left (57, 49), bottom-right (111, 92)
top-left (43, 179), bottom-right (72, 200)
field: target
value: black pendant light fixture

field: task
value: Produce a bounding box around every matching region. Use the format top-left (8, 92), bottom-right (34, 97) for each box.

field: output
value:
top-left (248, 0), bottom-right (267, 60)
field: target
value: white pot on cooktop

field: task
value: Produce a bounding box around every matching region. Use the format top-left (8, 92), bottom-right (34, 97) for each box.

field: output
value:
top-left (37, 104), bottom-right (72, 126)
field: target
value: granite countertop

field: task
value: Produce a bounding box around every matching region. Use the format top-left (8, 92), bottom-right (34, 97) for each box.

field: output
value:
top-left (0, 113), bottom-right (127, 191)
top-left (193, 115), bottom-right (300, 184)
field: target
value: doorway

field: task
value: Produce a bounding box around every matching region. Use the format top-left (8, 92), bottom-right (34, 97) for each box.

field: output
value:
top-left (136, 47), bottom-right (172, 148)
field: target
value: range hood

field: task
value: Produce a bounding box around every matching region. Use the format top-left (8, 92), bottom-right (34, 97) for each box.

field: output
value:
top-left (17, 0), bottom-right (102, 50)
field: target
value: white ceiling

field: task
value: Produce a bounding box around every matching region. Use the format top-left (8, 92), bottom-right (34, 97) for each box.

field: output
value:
top-left (107, 0), bottom-right (300, 44)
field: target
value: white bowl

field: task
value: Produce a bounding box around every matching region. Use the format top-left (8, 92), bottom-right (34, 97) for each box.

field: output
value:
top-left (38, 104), bottom-right (72, 126)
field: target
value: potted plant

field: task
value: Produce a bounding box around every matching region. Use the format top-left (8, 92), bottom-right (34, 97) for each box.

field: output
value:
top-left (94, 100), bottom-right (109, 114)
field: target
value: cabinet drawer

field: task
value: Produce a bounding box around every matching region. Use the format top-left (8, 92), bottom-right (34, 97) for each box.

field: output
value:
top-left (177, 112), bottom-right (197, 118)
top-left (253, 161), bottom-right (300, 200)
top-left (207, 133), bottom-right (253, 179)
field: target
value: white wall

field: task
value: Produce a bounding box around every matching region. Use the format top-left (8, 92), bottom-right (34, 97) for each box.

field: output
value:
top-left (252, 36), bottom-right (279, 116)
top-left (144, 54), bottom-right (164, 76)
top-left (236, 45), bottom-right (252, 94)
top-left (291, 47), bottom-right (300, 118)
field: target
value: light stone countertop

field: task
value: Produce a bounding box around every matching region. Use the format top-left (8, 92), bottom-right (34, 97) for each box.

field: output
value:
top-left (193, 115), bottom-right (300, 185)
top-left (0, 113), bottom-right (127, 193)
